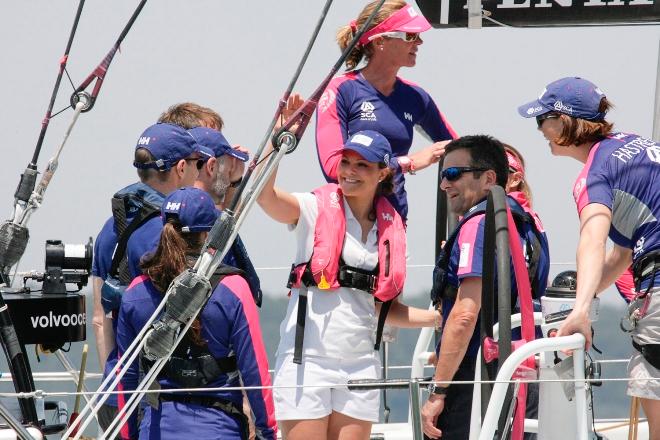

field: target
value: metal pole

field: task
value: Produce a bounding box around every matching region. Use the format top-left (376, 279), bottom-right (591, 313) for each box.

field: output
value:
top-left (652, 39), bottom-right (660, 142)
top-left (573, 347), bottom-right (589, 440)
top-left (409, 378), bottom-right (423, 440)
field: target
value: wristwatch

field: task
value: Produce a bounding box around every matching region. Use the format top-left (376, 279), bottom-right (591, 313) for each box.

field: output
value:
top-left (427, 383), bottom-right (449, 396)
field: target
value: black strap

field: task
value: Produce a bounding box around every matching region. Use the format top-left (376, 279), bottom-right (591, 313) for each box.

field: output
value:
top-left (109, 196), bottom-right (160, 282)
top-left (338, 261), bottom-right (378, 294)
top-left (293, 287), bottom-right (308, 365)
top-left (632, 339), bottom-right (660, 370)
top-left (374, 299), bottom-right (393, 350)
top-left (433, 196), bottom-right (545, 302)
top-left (159, 394), bottom-right (249, 439)
top-left (632, 250), bottom-right (660, 294)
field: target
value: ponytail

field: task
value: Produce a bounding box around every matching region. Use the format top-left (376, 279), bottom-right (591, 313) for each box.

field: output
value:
top-left (336, 0), bottom-right (407, 71)
top-left (140, 221), bottom-right (207, 346)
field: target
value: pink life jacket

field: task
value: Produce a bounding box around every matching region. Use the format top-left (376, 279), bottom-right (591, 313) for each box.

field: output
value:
top-left (289, 183), bottom-right (406, 302)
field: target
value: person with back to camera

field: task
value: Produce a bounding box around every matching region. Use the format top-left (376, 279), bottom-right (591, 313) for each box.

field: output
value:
top-left (91, 121), bottom-right (212, 435)
top-left (518, 76), bottom-right (660, 439)
top-left (116, 187), bottom-right (276, 440)
top-left (258, 129), bottom-right (442, 440)
top-left (316, 0), bottom-right (456, 221)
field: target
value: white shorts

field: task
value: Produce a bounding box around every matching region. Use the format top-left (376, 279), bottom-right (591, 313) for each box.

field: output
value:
top-left (627, 351), bottom-right (660, 400)
top-left (273, 353), bottom-right (381, 422)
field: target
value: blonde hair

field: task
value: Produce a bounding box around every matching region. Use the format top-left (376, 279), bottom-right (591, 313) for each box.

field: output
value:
top-left (336, 0), bottom-right (407, 70)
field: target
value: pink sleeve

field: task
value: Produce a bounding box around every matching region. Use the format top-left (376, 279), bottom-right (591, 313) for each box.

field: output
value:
top-left (615, 268), bottom-right (636, 303)
top-left (315, 75), bottom-right (353, 181)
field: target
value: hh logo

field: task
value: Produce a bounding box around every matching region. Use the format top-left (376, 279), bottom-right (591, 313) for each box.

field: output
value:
top-left (137, 136), bottom-right (151, 146)
top-left (165, 202), bottom-right (181, 211)
top-left (329, 192), bottom-right (340, 209)
top-left (381, 212), bottom-right (393, 222)
top-left (403, 112), bottom-right (413, 122)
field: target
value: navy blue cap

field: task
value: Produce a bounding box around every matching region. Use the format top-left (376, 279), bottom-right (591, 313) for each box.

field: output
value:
top-left (162, 187), bottom-right (219, 232)
top-left (134, 123), bottom-right (214, 171)
top-left (188, 127), bottom-right (249, 161)
top-left (342, 130), bottom-right (392, 166)
top-left (517, 77), bottom-right (607, 120)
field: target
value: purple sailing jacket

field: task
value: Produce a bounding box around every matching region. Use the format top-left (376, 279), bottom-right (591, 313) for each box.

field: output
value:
top-left (315, 70), bottom-right (457, 220)
top-left (115, 275), bottom-right (276, 440)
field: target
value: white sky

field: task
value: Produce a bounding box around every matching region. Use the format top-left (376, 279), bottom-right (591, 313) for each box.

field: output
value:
top-left (0, 1), bottom-right (658, 305)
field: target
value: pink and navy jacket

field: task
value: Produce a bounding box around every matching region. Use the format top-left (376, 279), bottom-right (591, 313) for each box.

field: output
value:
top-left (289, 184), bottom-right (406, 302)
top-left (573, 133), bottom-right (660, 289)
top-left (315, 71), bottom-right (457, 220)
top-left (116, 275), bottom-right (276, 440)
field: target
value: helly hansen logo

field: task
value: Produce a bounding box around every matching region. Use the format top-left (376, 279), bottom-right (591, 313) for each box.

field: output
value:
top-left (329, 192), bottom-right (340, 209)
top-left (138, 136), bottom-right (151, 146)
top-left (381, 212), bottom-right (393, 222)
top-left (403, 112), bottom-right (413, 122)
top-left (165, 202), bottom-right (181, 211)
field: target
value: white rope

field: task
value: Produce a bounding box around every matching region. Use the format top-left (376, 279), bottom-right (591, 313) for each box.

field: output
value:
top-left (3, 374), bottom-right (657, 400)
top-left (245, 262), bottom-right (578, 272)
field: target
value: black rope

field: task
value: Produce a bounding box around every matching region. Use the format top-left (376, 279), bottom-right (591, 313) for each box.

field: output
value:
top-left (30, 0), bottom-right (85, 166)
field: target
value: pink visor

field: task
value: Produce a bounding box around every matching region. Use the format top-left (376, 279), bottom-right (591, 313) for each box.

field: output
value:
top-left (358, 5), bottom-right (431, 46)
top-left (506, 151), bottom-right (525, 176)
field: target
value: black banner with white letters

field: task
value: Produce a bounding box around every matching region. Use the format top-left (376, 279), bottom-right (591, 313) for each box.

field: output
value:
top-left (416, 0), bottom-right (660, 27)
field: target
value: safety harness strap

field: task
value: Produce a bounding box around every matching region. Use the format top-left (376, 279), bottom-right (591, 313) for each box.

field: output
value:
top-left (293, 285), bottom-right (309, 365)
top-left (109, 195), bottom-right (160, 283)
top-left (374, 300), bottom-right (393, 351)
top-left (632, 340), bottom-right (660, 370)
top-left (632, 250), bottom-right (660, 294)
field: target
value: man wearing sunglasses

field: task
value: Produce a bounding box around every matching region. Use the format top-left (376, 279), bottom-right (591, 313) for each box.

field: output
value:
top-left (90, 121), bottom-right (213, 436)
top-left (421, 135), bottom-right (545, 440)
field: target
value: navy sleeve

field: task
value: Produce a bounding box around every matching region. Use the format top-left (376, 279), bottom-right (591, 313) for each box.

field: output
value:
top-left (93, 217), bottom-right (117, 279)
top-left (126, 217), bottom-right (162, 279)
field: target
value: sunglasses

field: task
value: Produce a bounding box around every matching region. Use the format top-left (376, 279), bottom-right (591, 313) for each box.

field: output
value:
top-left (441, 166), bottom-right (488, 182)
top-left (185, 158), bottom-right (206, 170)
top-left (369, 31), bottom-right (420, 43)
top-left (536, 113), bottom-right (560, 128)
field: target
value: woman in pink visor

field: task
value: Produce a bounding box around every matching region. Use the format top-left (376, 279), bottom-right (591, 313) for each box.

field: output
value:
top-left (315, 0), bottom-right (457, 222)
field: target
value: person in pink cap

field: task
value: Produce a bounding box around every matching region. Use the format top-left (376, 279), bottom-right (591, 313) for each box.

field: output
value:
top-left (315, 0), bottom-right (457, 222)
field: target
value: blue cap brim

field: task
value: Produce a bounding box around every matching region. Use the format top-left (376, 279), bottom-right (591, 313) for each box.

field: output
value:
top-left (196, 146), bottom-right (215, 161)
top-left (517, 99), bottom-right (553, 118)
top-left (226, 149), bottom-right (249, 162)
top-left (343, 145), bottom-right (382, 163)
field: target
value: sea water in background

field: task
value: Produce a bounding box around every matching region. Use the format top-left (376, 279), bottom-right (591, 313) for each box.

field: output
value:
top-left (0, 281), bottom-right (634, 437)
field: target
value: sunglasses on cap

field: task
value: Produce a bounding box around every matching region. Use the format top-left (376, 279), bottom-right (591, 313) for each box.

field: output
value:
top-left (368, 31), bottom-right (420, 43)
top-left (441, 166), bottom-right (488, 182)
top-left (536, 112), bottom-right (560, 129)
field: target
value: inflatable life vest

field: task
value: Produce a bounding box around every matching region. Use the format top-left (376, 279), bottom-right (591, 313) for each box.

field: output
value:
top-left (287, 183), bottom-right (407, 363)
top-left (288, 183), bottom-right (406, 300)
top-left (430, 195), bottom-right (549, 305)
